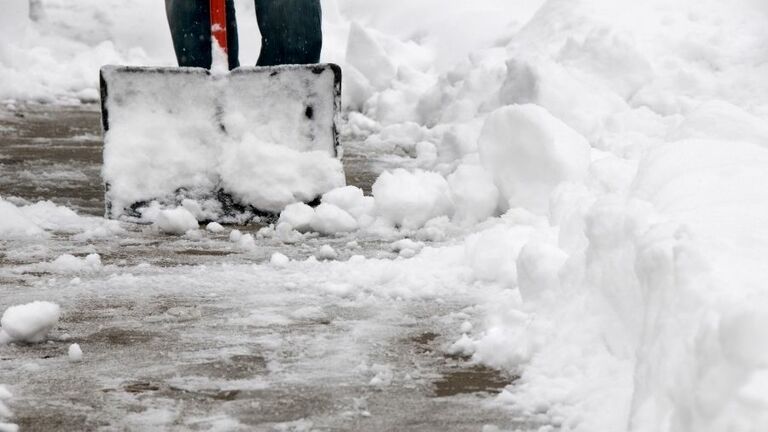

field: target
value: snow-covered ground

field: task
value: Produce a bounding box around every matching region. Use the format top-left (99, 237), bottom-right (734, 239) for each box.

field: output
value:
top-left (2, 0), bottom-right (768, 431)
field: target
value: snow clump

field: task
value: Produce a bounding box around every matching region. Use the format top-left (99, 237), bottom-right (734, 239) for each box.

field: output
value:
top-left (68, 343), bottom-right (83, 362)
top-left (154, 207), bottom-right (199, 235)
top-left (43, 254), bottom-right (102, 274)
top-left (372, 169), bottom-right (454, 230)
top-left (0, 384), bottom-right (16, 432)
top-left (206, 222), bottom-right (225, 233)
top-left (0, 302), bottom-right (61, 343)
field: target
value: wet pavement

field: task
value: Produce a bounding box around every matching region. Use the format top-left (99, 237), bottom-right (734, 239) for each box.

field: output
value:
top-left (0, 105), bottom-right (536, 431)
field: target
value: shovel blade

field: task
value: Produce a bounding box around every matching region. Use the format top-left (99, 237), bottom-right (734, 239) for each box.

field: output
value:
top-left (100, 64), bottom-right (343, 222)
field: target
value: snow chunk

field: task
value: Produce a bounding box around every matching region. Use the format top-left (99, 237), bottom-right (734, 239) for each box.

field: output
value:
top-left (1, 302), bottom-right (61, 343)
top-left (206, 222), bottom-right (225, 233)
top-left (448, 164), bottom-right (499, 225)
top-left (479, 104), bottom-right (591, 214)
top-left (270, 252), bottom-right (290, 267)
top-left (155, 208), bottom-right (199, 235)
top-left (310, 203), bottom-right (358, 235)
top-left (45, 254), bottom-right (102, 274)
top-left (321, 186), bottom-right (375, 222)
top-left (316, 245), bottom-right (338, 261)
top-left (68, 343), bottom-right (83, 362)
top-left (278, 203), bottom-right (316, 233)
top-left (0, 198), bottom-right (46, 239)
top-left (372, 169), bottom-right (454, 230)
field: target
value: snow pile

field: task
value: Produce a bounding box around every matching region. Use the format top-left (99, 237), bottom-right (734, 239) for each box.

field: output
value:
top-left (0, 301), bottom-right (61, 343)
top-left (37, 254), bottom-right (103, 274)
top-left (0, 385), bottom-right (16, 432)
top-left (0, 196), bottom-right (122, 240)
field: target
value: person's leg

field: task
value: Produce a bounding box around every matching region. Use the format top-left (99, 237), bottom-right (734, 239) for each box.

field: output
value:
top-left (165, 0), bottom-right (240, 70)
top-left (255, 0), bottom-right (322, 66)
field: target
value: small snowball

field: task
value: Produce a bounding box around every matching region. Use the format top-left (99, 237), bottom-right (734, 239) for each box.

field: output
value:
top-left (206, 222), bottom-right (225, 233)
top-left (278, 203), bottom-right (315, 233)
top-left (275, 222), bottom-right (302, 243)
top-left (321, 186), bottom-right (375, 221)
top-left (68, 343), bottom-right (83, 362)
top-left (229, 229), bottom-right (243, 242)
top-left (310, 203), bottom-right (358, 235)
top-left (154, 207), bottom-right (199, 235)
top-left (316, 245), bottom-right (338, 261)
top-left (237, 233), bottom-right (256, 251)
top-left (447, 334), bottom-right (475, 357)
top-left (270, 252), bottom-right (290, 267)
top-left (1, 301), bottom-right (61, 343)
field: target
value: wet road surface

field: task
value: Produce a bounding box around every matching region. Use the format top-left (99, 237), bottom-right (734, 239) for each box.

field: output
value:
top-left (0, 105), bottom-right (536, 431)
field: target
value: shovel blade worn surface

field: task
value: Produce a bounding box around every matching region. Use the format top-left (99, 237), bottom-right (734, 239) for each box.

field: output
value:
top-left (101, 64), bottom-right (343, 222)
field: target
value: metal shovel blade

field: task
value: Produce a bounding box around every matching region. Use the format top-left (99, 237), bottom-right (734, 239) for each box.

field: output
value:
top-left (100, 64), bottom-right (343, 222)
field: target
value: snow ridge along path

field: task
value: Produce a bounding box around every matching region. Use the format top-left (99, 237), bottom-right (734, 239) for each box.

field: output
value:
top-left (2, 0), bottom-right (768, 431)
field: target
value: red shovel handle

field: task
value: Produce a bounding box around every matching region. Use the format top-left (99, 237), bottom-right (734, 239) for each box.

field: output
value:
top-left (210, 0), bottom-right (228, 53)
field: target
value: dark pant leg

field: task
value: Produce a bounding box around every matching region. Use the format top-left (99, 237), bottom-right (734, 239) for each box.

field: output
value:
top-left (165, 0), bottom-right (240, 70)
top-left (255, 0), bottom-right (322, 66)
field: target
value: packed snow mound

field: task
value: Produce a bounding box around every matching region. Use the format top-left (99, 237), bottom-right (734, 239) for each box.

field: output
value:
top-left (372, 169), bottom-right (454, 230)
top-left (479, 104), bottom-right (591, 214)
top-left (0, 302), bottom-right (61, 344)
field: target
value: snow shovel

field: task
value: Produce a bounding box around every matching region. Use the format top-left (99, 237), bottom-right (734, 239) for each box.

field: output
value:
top-left (100, 0), bottom-right (343, 223)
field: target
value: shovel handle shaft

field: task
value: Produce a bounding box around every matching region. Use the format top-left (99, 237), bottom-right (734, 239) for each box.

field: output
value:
top-left (210, 0), bottom-right (228, 53)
